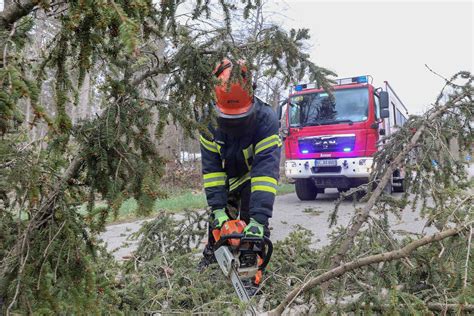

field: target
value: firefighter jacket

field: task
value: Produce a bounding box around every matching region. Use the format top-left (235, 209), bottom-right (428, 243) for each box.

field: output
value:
top-left (200, 98), bottom-right (282, 225)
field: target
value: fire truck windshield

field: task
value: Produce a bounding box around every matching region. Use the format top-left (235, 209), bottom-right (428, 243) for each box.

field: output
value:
top-left (289, 87), bottom-right (369, 127)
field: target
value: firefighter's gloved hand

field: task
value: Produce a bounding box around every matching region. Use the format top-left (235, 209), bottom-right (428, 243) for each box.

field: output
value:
top-left (244, 218), bottom-right (264, 238)
top-left (211, 208), bottom-right (229, 229)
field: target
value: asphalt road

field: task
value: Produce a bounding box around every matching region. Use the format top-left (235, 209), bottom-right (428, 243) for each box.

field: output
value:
top-left (101, 164), bottom-right (473, 260)
top-left (100, 219), bottom-right (147, 260)
top-left (101, 189), bottom-right (429, 260)
top-left (269, 189), bottom-right (431, 247)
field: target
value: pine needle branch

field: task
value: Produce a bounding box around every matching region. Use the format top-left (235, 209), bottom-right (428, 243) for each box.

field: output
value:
top-left (267, 223), bottom-right (472, 316)
top-left (330, 89), bottom-right (471, 268)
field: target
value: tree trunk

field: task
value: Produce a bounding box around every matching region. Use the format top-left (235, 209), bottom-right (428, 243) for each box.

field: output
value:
top-left (78, 72), bottom-right (90, 120)
top-left (3, 0), bottom-right (12, 11)
top-left (1, 0), bottom-right (36, 68)
top-left (0, 0), bottom-right (36, 27)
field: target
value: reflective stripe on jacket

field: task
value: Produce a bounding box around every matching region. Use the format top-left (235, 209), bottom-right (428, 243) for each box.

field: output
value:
top-left (200, 98), bottom-right (282, 224)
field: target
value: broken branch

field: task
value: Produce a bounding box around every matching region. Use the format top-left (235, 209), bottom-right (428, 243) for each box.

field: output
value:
top-left (268, 224), bottom-right (471, 316)
top-left (330, 91), bottom-right (470, 268)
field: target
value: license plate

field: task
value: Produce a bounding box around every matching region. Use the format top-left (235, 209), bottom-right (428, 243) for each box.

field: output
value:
top-left (315, 159), bottom-right (337, 167)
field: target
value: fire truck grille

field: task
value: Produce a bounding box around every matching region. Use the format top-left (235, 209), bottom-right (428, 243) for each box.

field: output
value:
top-left (298, 135), bottom-right (356, 153)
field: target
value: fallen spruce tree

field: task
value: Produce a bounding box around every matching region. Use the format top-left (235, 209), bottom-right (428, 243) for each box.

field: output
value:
top-left (1, 0), bottom-right (338, 314)
top-left (105, 72), bottom-right (473, 314)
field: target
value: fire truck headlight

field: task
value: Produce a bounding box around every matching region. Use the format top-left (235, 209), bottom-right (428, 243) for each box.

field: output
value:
top-left (287, 162), bottom-right (297, 168)
top-left (359, 159), bottom-right (367, 165)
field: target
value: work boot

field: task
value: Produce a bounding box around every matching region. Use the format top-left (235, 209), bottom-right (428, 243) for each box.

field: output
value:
top-left (196, 244), bottom-right (216, 272)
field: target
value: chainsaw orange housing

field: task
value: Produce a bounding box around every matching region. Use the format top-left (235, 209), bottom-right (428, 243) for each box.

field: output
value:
top-left (254, 256), bottom-right (264, 285)
top-left (212, 219), bottom-right (246, 247)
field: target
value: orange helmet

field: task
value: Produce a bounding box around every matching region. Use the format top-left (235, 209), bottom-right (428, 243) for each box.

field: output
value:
top-left (213, 59), bottom-right (253, 118)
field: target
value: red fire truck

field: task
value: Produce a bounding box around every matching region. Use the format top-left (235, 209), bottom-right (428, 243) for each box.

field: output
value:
top-left (280, 75), bottom-right (409, 200)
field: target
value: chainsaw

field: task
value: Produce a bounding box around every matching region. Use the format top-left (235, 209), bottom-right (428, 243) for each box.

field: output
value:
top-left (212, 219), bottom-right (273, 302)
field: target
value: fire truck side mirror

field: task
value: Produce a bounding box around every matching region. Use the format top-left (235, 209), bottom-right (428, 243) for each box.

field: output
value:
top-left (380, 108), bottom-right (390, 119)
top-left (277, 99), bottom-right (287, 128)
top-left (277, 99), bottom-right (287, 119)
top-left (380, 91), bottom-right (389, 109)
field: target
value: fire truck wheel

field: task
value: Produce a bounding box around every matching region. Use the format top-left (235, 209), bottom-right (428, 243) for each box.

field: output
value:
top-left (295, 179), bottom-right (318, 201)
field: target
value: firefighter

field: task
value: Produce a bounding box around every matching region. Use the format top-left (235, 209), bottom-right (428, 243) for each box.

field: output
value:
top-left (198, 59), bottom-right (281, 291)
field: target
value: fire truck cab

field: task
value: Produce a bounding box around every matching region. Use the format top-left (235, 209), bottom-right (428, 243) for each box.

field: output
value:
top-left (280, 75), bottom-right (409, 200)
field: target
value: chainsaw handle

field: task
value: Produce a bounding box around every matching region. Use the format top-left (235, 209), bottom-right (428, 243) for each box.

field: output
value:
top-left (213, 233), bottom-right (245, 250)
top-left (260, 236), bottom-right (273, 271)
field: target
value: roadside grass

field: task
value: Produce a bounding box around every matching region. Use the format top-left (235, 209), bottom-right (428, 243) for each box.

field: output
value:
top-left (115, 191), bottom-right (207, 222)
top-left (80, 183), bottom-right (295, 224)
top-left (276, 183), bottom-right (295, 196)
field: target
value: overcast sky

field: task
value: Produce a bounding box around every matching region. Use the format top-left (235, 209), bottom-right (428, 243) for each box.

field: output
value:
top-left (1, 0), bottom-right (472, 113)
top-left (271, 0), bottom-right (473, 114)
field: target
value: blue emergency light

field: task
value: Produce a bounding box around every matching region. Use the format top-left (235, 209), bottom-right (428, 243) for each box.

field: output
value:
top-left (335, 75), bottom-right (371, 86)
top-left (343, 147), bottom-right (351, 152)
top-left (354, 76), bottom-right (368, 83)
top-left (295, 84), bottom-right (306, 91)
top-left (301, 149), bottom-right (309, 154)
